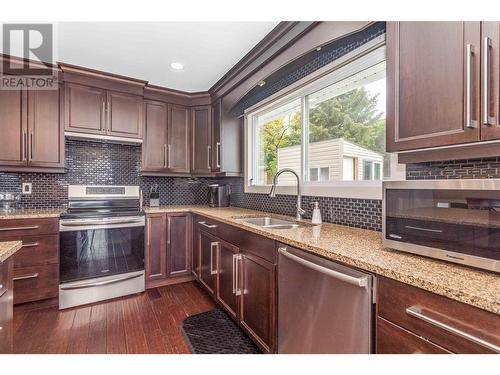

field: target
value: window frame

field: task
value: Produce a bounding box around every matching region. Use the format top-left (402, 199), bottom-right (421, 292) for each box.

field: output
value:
top-left (244, 37), bottom-right (405, 200)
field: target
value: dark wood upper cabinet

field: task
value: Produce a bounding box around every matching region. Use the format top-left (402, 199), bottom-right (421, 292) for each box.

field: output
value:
top-left (145, 214), bottom-right (167, 283)
top-left (0, 86), bottom-right (64, 172)
top-left (481, 22), bottom-right (500, 140)
top-left (64, 82), bottom-right (106, 134)
top-left (387, 22), bottom-right (481, 152)
top-left (106, 91), bottom-right (143, 139)
top-left (142, 100), bottom-right (168, 172)
top-left (240, 252), bottom-right (276, 353)
top-left (168, 105), bottom-right (190, 173)
top-left (211, 99), bottom-right (221, 172)
top-left (27, 89), bottom-right (64, 169)
top-left (191, 105), bottom-right (212, 174)
top-left (166, 213), bottom-right (191, 277)
top-left (216, 240), bottom-right (239, 319)
top-left (0, 89), bottom-right (26, 167)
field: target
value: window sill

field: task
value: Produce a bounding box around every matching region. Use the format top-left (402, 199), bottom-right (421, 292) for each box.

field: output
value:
top-left (244, 181), bottom-right (383, 200)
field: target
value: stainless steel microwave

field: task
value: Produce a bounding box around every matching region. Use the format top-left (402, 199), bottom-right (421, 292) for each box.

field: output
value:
top-left (383, 179), bottom-right (500, 273)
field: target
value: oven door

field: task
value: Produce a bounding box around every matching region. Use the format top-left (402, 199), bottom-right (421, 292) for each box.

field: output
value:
top-left (59, 216), bottom-right (145, 283)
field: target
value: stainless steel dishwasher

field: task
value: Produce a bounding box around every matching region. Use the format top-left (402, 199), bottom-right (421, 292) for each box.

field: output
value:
top-left (278, 244), bottom-right (374, 353)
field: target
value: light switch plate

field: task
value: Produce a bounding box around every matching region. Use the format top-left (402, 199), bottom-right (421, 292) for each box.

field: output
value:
top-left (22, 182), bottom-right (32, 195)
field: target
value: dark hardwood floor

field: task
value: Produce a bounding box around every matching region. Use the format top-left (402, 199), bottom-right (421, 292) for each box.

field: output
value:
top-left (12, 281), bottom-right (216, 354)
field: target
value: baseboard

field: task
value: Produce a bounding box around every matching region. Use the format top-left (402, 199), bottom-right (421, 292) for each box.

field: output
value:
top-left (146, 274), bottom-right (195, 289)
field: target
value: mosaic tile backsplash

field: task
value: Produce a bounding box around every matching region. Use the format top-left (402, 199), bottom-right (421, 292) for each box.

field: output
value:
top-left (0, 139), bottom-right (383, 231)
top-left (406, 157), bottom-right (500, 180)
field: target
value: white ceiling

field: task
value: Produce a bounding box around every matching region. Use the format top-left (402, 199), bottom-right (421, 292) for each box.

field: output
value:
top-left (53, 22), bottom-right (279, 92)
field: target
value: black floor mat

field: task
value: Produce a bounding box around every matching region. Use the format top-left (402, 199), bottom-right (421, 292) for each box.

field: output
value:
top-left (181, 308), bottom-right (262, 354)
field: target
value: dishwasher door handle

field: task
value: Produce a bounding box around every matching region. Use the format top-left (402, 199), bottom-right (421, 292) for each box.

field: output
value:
top-left (278, 247), bottom-right (368, 288)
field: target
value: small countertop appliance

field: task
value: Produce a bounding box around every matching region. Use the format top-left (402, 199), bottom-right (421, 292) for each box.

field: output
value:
top-left (208, 184), bottom-right (230, 207)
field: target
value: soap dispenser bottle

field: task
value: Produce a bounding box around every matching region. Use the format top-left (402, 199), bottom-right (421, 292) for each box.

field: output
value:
top-left (311, 201), bottom-right (322, 225)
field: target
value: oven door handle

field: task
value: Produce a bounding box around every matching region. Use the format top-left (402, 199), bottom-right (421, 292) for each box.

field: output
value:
top-left (61, 218), bottom-right (144, 226)
top-left (60, 273), bottom-right (144, 290)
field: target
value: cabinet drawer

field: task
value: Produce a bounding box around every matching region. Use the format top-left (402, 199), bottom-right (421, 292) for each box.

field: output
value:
top-left (195, 215), bottom-right (276, 264)
top-left (377, 317), bottom-right (450, 354)
top-left (13, 264), bottom-right (59, 304)
top-left (12, 235), bottom-right (59, 268)
top-left (378, 277), bottom-right (500, 353)
top-left (0, 218), bottom-right (59, 238)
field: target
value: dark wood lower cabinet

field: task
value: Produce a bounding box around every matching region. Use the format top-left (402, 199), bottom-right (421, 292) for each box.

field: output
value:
top-left (198, 230), bottom-right (218, 297)
top-left (216, 240), bottom-right (239, 319)
top-left (377, 317), bottom-right (450, 354)
top-left (193, 215), bottom-right (278, 353)
top-left (145, 213), bottom-right (193, 288)
top-left (239, 252), bottom-right (276, 353)
top-left (145, 213), bottom-right (167, 283)
top-left (166, 213), bottom-right (191, 277)
top-left (0, 256), bottom-right (14, 353)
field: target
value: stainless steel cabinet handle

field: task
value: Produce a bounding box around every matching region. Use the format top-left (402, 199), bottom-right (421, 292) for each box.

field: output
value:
top-left (235, 254), bottom-right (241, 296)
top-left (216, 142), bottom-right (221, 168)
top-left (278, 247), bottom-right (368, 288)
top-left (0, 225), bottom-right (39, 232)
top-left (207, 145), bottom-right (212, 169)
top-left (406, 306), bottom-right (500, 353)
top-left (22, 242), bottom-right (39, 248)
top-left (465, 44), bottom-right (477, 129)
top-left (164, 144), bottom-right (167, 168)
top-left (199, 221), bottom-right (217, 229)
top-left (404, 225), bottom-right (443, 233)
top-left (60, 273), bottom-right (143, 290)
top-left (232, 254), bottom-right (236, 294)
top-left (23, 132), bottom-right (27, 161)
top-left (210, 241), bottom-right (218, 275)
top-left (167, 144), bottom-right (171, 168)
top-left (14, 273), bottom-right (39, 281)
top-left (30, 133), bottom-right (33, 160)
top-left (482, 37), bottom-right (495, 126)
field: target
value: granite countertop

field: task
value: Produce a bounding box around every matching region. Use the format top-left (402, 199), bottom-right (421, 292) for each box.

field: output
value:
top-left (145, 205), bottom-right (500, 315)
top-left (0, 208), bottom-right (63, 220)
top-left (0, 241), bottom-right (22, 263)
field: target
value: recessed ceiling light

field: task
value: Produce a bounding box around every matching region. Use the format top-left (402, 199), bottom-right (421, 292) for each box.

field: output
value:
top-left (170, 62), bottom-right (184, 70)
top-left (257, 80), bottom-right (266, 87)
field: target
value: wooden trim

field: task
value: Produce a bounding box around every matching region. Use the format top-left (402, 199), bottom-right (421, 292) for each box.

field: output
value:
top-left (398, 141), bottom-right (500, 164)
top-left (145, 274), bottom-right (195, 290)
top-left (0, 166), bottom-right (65, 173)
top-left (209, 22), bottom-right (302, 94)
top-left (144, 85), bottom-right (210, 106)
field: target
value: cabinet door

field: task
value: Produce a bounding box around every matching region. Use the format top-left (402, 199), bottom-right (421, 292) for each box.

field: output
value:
top-left (192, 216), bottom-right (200, 279)
top-left (168, 105), bottom-right (190, 173)
top-left (211, 99), bottom-right (221, 172)
top-left (0, 257), bottom-right (13, 354)
top-left (64, 83), bottom-right (106, 134)
top-left (240, 252), bottom-right (276, 353)
top-left (142, 100), bottom-right (168, 172)
top-left (481, 22), bottom-right (500, 140)
top-left (0, 89), bottom-right (27, 167)
top-left (166, 213), bottom-right (191, 277)
top-left (387, 22), bottom-right (481, 152)
top-left (27, 88), bottom-right (64, 169)
top-left (107, 91), bottom-right (143, 139)
top-left (145, 214), bottom-right (167, 282)
top-left (198, 230), bottom-right (217, 297)
top-left (216, 240), bottom-right (239, 319)
top-left (191, 106), bottom-right (212, 174)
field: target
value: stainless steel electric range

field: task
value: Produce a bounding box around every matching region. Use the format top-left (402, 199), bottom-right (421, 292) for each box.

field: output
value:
top-left (59, 185), bottom-right (145, 309)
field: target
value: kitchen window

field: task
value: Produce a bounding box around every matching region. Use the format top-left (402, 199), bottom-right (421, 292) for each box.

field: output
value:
top-left (245, 44), bottom-right (405, 200)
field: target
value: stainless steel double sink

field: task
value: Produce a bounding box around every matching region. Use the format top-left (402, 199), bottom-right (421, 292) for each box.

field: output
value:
top-left (236, 216), bottom-right (308, 230)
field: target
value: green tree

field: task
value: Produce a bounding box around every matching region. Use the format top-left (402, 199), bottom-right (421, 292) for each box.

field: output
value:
top-left (258, 86), bottom-right (385, 182)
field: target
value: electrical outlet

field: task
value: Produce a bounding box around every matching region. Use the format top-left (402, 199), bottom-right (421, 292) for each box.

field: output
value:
top-left (22, 182), bottom-right (32, 195)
